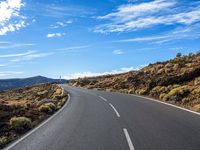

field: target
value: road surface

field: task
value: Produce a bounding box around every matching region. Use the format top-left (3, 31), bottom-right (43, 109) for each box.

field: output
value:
top-left (6, 85), bottom-right (200, 150)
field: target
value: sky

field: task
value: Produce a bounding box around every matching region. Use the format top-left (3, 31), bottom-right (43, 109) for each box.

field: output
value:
top-left (0, 0), bottom-right (200, 79)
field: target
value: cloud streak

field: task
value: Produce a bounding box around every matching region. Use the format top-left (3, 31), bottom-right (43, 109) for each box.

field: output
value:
top-left (113, 49), bottom-right (124, 55)
top-left (0, 50), bottom-right (53, 62)
top-left (47, 33), bottom-right (65, 38)
top-left (0, 71), bottom-right (23, 77)
top-left (94, 0), bottom-right (200, 33)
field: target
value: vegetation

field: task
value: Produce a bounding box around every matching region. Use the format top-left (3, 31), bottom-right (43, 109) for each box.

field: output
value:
top-left (70, 52), bottom-right (200, 112)
top-left (10, 117), bottom-right (32, 131)
top-left (0, 83), bottom-right (68, 148)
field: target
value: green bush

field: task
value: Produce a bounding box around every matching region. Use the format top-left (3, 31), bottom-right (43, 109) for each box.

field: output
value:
top-left (39, 105), bottom-right (52, 113)
top-left (45, 103), bottom-right (56, 111)
top-left (10, 117), bottom-right (32, 131)
top-left (0, 136), bottom-right (8, 145)
top-left (163, 86), bottom-right (190, 101)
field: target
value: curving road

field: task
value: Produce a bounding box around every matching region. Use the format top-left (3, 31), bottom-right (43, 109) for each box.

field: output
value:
top-left (5, 84), bottom-right (200, 150)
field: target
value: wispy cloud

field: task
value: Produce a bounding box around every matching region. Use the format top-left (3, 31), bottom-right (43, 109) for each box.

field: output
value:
top-left (64, 66), bottom-right (146, 79)
top-left (57, 45), bottom-right (90, 51)
top-left (30, 4), bottom-right (95, 18)
top-left (0, 71), bottom-right (23, 77)
top-left (94, 0), bottom-right (200, 33)
top-left (0, 0), bottom-right (27, 35)
top-left (46, 33), bottom-right (65, 38)
top-left (0, 64), bottom-right (7, 67)
top-left (0, 41), bottom-right (35, 49)
top-left (0, 50), bottom-right (53, 62)
top-left (50, 20), bottom-right (73, 29)
top-left (113, 49), bottom-right (124, 55)
top-left (115, 23), bottom-right (200, 44)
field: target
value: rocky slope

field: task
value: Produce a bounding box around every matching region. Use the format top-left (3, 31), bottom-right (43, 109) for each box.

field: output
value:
top-left (0, 76), bottom-right (67, 91)
top-left (70, 52), bottom-right (200, 112)
top-left (0, 83), bottom-right (68, 148)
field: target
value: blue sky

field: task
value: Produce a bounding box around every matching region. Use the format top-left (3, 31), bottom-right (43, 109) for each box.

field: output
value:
top-left (0, 0), bottom-right (200, 79)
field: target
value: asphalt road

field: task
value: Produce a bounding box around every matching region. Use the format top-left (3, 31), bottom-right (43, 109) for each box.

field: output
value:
top-left (5, 85), bottom-right (200, 150)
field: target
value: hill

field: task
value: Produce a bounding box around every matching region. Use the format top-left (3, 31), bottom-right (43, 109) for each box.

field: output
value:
top-left (0, 76), bottom-right (67, 91)
top-left (70, 52), bottom-right (200, 112)
top-left (0, 83), bottom-right (68, 148)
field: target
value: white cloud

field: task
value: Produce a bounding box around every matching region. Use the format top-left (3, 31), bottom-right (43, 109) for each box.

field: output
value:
top-left (57, 45), bottom-right (90, 51)
top-left (0, 50), bottom-right (53, 62)
top-left (47, 33), bottom-right (65, 38)
top-left (0, 64), bottom-right (7, 67)
top-left (50, 20), bottom-right (73, 29)
top-left (0, 71), bottom-right (23, 77)
top-left (94, 0), bottom-right (200, 33)
top-left (115, 24), bottom-right (200, 44)
top-left (0, 41), bottom-right (35, 49)
top-left (0, 50), bottom-right (35, 58)
top-left (63, 66), bottom-right (146, 79)
top-left (0, 0), bottom-right (27, 35)
top-left (113, 49), bottom-right (124, 55)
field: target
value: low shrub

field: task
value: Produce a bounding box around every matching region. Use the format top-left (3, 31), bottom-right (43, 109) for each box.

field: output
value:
top-left (39, 105), bottom-right (52, 113)
top-left (45, 103), bottom-right (56, 111)
top-left (10, 117), bottom-right (32, 131)
top-left (163, 86), bottom-right (190, 101)
top-left (0, 136), bottom-right (8, 145)
top-left (57, 98), bottom-right (67, 108)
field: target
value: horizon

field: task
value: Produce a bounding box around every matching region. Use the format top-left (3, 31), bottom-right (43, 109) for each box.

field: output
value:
top-left (0, 0), bottom-right (200, 79)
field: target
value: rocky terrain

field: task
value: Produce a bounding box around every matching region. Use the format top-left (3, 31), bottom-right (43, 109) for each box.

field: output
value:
top-left (0, 83), bottom-right (68, 148)
top-left (70, 52), bottom-right (200, 112)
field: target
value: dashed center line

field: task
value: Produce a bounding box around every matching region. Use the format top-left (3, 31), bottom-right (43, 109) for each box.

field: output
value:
top-left (123, 128), bottom-right (135, 150)
top-left (109, 103), bottom-right (120, 117)
top-left (99, 96), bottom-right (107, 102)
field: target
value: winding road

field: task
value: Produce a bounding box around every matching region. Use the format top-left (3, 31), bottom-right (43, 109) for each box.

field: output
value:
top-left (5, 84), bottom-right (200, 150)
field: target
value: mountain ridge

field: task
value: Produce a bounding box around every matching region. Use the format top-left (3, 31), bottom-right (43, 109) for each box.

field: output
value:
top-left (0, 76), bottom-right (66, 91)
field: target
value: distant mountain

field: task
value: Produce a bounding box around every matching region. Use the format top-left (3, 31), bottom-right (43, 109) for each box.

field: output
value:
top-left (0, 76), bottom-right (67, 91)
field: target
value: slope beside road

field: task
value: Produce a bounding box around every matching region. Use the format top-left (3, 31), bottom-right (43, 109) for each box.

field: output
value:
top-left (5, 85), bottom-right (200, 150)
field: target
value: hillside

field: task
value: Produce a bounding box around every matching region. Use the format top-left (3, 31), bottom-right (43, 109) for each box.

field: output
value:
top-left (0, 83), bottom-right (68, 148)
top-left (0, 76), bottom-right (67, 91)
top-left (70, 52), bottom-right (200, 112)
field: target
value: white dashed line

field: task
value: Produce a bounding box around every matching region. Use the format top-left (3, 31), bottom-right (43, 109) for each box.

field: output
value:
top-left (123, 128), bottom-right (135, 150)
top-left (99, 96), bottom-right (107, 102)
top-left (109, 103), bottom-right (120, 117)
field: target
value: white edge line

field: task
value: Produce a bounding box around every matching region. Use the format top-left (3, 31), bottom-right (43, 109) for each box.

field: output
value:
top-left (132, 94), bottom-right (200, 116)
top-left (99, 96), bottom-right (107, 102)
top-left (5, 88), bottom-right (71, 150)
top-left (109, 103), bottom-right (120, 117)
top-left (123, 128), bottom-right (135, 150)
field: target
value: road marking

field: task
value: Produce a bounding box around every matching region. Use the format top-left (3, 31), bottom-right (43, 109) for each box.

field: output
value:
top-left (123, 128), bottom-right (135, 150)
top-left (132, 94), bottom-right (200, 116)
top-left (99, 96), bottom-right (107, 102)
top-left (5, 91), bottom-right (71, 150)
top-left (109, 103), bottom-right (120, 117)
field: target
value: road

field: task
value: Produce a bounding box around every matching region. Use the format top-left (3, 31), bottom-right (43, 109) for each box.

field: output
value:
top-left (6, 84), bottom-right (200, 150)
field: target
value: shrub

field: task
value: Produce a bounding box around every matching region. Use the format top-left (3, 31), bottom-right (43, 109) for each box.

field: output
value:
top-left (0, 136), bottom-right (8, 145)
top-left (45, 103), bottom-right (56, 111)
top-left (191, 87), bottom-right (200, 94)
top-left (163, 86), bottom-right (190, 101)
top-left (57, 98), bottom-right (67, 109)
top-left (128, 89), bottom-right (135, 94)
top-left (159, 93), bottom-right (166, 100)
top-left (10, 117), bottom-right (32, 131)
top-left (176, 53), bottom-right (182, 58)
top-left (39, 105), bottom-right (52, 113)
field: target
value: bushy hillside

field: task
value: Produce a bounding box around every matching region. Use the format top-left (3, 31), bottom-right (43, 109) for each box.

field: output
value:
top-left (0, 83), bottom-right (68, 148)
top-left (70, 52), bottom-right (200, 112)
top-left (0, 76), bottom-right (66, 91)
